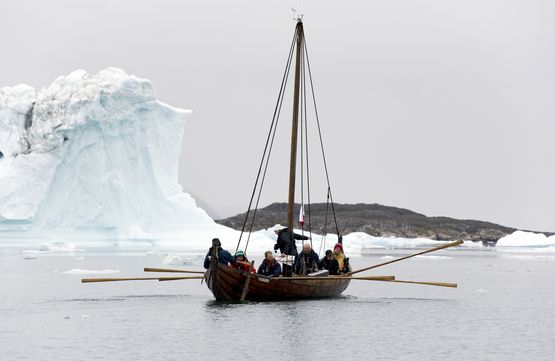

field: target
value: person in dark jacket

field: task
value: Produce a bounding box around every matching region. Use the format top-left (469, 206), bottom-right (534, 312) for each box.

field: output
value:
top-left (274, 224), bottom-right (310, 276)
top-left (295, 243), bottom-right (320, 275)
top-left (273, 224), bottom-right (309, 256)
top-left (319, 249), bottom-right (340, 275)
top-left (257, 251), bottom-right (282, 277)
top-left (203, 238), bottom-right (236, 269)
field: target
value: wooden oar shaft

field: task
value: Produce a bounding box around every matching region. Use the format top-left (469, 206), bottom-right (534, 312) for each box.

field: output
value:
top-left (82, 277), bottom-right (162, 283)
top-left (386, 280), bottom-right (457, 288)
top-left (268, 275), bottom-right (394, 281)
top-left (350, 240), bottom-right (463, 275)
top-left (157, 276), bottom-right (204, 281)
top-left (350, 276), bottom-right (395, 281)
top-left (144, 267), bottom-right (205, 274)
top-left (82, 276), bottom-right (204, 283)
top-left (340, 276), bottom-right (455, 287)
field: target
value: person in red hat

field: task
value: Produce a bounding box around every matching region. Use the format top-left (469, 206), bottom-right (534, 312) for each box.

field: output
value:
top-left (333, 242), bottom-right (350, 273)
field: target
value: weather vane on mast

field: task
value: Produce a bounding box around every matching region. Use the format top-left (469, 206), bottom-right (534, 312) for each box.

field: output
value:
top-left (292, 8), bottom-right (304, 22)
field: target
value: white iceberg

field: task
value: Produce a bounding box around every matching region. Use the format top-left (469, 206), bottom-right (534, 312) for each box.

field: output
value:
top-left (0, 68), bottom-right (220, 241)
top-left (61, 269), bottom-right (119, 275)
top-left (496, 230), bottom-right (555, 247)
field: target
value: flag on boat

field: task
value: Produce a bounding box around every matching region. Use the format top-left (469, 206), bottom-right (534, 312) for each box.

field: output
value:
top-left (299, 205), bottom-right (305, 226)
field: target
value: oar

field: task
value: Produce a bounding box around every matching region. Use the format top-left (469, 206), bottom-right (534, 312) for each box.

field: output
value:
top-left (350, 277), bottom-right (456, 288)
top-left (144, 267), bottom-right (205, 274)
top-left (269, 275), bottom-right (395, 281)
top-left (158, 276), bottom-right (204, 282)
top-left (351, 276), bottom-right (395, 281)
top-left (236, 260), bottom-right (253, 266)
top-left (386, 279), bottom-right (457, 288)
top-left (345, 276), bottom-right (456, 287)
top-left (81, 276), bottom-right (204, 283)
top-left (350, 240), bottom-right (463, 275)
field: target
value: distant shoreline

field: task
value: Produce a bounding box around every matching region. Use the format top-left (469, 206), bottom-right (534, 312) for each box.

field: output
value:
top-left (216, 202), bottom-right (554, 245)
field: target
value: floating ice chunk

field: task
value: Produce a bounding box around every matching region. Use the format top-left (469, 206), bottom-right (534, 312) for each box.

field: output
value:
top-left (414, 255), bottom-right (452, 260)
top-left (162, 254), bottom-right (186, 265)
top-left (496, 230), bottom-right (555, 247)
top-left (21, 242), bottom-right (86, 254)
top-left (61, 269), bottom-right (119, 275)
top-left (462, 240), bottom-right (484, 248)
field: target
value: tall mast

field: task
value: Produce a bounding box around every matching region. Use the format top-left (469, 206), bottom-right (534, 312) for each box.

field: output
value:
top-left (287, 20), bottom-right (303, 232)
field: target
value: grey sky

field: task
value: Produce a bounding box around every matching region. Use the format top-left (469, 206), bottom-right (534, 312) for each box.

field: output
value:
top-left (1, 0), bottom-right (554, 232)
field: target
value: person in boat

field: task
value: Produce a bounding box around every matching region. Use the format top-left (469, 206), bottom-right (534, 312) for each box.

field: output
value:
top-left (257, 251), bottom-right (282, 277)
top-left (273, 224), bottom-right (309, 256)
top-left (333, 242), bottom-right (350, 273)
top-left (319, 249), bottom-right (340, 275)
top-left (273, 224), bottom-right (309, 276)
top-left (203, 238), bottom-right (236, 269)
top-left (295, 242), bottom-right (320, 275)
top-left (231, 250), bottom-right (256, 273)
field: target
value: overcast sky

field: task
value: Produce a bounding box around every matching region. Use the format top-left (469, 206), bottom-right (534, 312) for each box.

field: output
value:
top-left (1, 0), bottom-right (554, 232)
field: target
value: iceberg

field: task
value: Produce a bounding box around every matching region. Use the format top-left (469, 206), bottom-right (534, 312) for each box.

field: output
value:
top-left (60, 269), bottom-right (119, 275)
top-left (0, 68), bottom-right (220, 242)
top-left (496, 230), bottom-right (555, 247)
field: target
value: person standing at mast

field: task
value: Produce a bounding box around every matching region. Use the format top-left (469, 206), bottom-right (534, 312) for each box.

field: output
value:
top-left (273, 224), bottom-right (309, 276)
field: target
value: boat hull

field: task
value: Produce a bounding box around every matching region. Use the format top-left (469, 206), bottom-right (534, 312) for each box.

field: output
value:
top-left (206, 262), bottom-right (351, 301)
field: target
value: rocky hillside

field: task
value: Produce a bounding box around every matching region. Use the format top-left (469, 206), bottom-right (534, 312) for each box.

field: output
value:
top-left (216, 202), bottom-right (524, 244)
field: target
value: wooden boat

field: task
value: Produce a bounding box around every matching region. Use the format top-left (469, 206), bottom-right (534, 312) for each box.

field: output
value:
top-left (206, 262), bottom-right (350, 301)
top-left (205, 18), bottom-right (353, 301)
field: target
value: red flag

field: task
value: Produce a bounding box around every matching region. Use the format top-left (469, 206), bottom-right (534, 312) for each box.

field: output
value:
top-left (299, 205), bottom-right (305, 226)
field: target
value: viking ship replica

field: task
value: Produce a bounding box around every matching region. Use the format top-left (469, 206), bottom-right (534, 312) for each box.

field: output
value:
top-left (82, 19), bottom-right (462, 301)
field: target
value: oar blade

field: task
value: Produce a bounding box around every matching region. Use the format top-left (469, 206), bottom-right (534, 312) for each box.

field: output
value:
top-left (389, 280), bottom-right (458, 288)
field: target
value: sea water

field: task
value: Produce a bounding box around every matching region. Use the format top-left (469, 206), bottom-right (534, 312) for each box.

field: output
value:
top-left (1, 248), bottom-right (554, 361)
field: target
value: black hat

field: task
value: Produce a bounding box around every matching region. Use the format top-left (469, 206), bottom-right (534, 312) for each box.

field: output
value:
top-left (325, 250), bottom-right (333, 256)
top-left (212, 238), bottom-right (221, 247)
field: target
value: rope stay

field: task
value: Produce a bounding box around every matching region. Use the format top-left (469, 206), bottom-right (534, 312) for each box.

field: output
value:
top-left (303, 36), bottom-right (340, 238)
top-left (301, 33), bottom-right (313, 247)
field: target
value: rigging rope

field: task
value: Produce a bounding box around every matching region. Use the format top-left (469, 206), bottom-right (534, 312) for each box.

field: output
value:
top-left (301, 38), bottom-right (313, 247)
top-left (303, 37), bottom-right (341, 237)
top-left (319, 187), bottom-right (331, 255)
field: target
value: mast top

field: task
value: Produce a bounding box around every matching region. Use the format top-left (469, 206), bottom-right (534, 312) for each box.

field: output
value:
top-left (292, 8), bottom-right (303, 23)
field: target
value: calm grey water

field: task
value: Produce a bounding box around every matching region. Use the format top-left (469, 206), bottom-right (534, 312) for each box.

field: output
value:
top-left (1, 248), bottom-right (554, 361)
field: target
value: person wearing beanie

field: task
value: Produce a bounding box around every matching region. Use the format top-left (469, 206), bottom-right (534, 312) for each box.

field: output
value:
top-left (231, 250), bottom-right (255, 273)
top-left (272, 224), bottom-right (310, 256)
top-left (333, 242), bottom-right (349, 273)
top-left (319, 249), bottom-right (340, 275)
top-left (273, 224), bottom-right (310, 276)
top-left (203, 238), bottom-right (236, 269)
